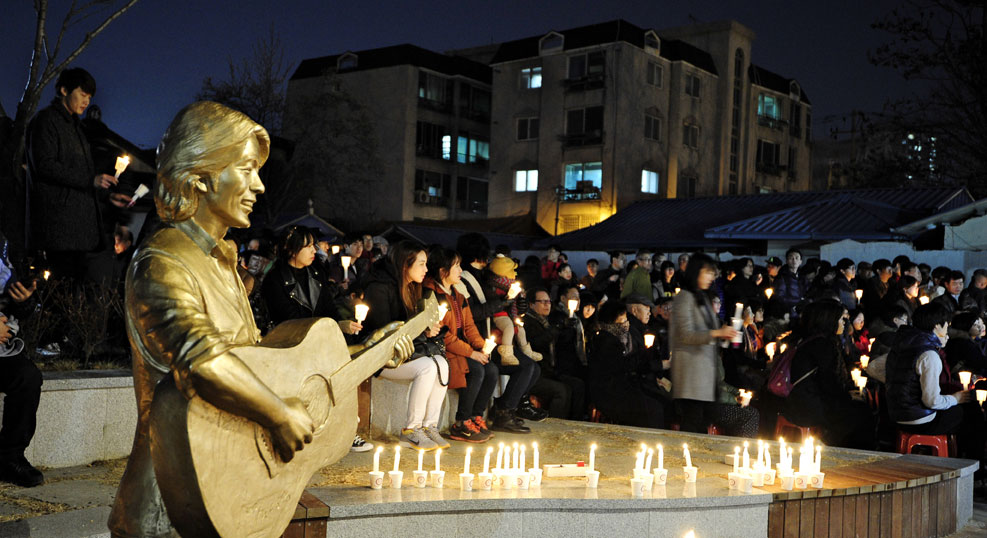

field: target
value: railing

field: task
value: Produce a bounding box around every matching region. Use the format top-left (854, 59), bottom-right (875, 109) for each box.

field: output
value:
top-left (561, 187), bottom-right (602, 202)
top-left (756, 162), bottom-right (784, 176)
top-left (757, 115), bottom-right (788, 131)
top-left (418, 97), bottom-right (452, 114)
top-left (558, 131), bottom-right (604, 149)
top-left (563, 73), bottom-right (605, 93)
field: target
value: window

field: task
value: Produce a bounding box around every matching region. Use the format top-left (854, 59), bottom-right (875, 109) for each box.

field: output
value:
top-left (757, 94), bottom-right (781, 120)
top-left (456, 133), bottom-right (489, 165)
top-left (788, 146), bottom-right (798, 180)
top-left (515, 170), bottom-right (538, 192)
top-left (540, 33), bottom-right (563, 53)
top-left (337, 54), bottom-right (357, 70)
top-left (459, 84), bottom-right (491, 120)
top-left (646, 61), bottom-right (663, 87)
top-left (641, 169), bottom-right (659, 194)
top-left (520, 67), bottom-right (542, 89)
top-left (414, 170), bottom-right (451, 205)
top-left (789, 101), bottom-right (802, 137)
top-left (756, 139), bottom-right (781, 174)
top-left (644, 31), bottom-right (660, 51)
top-left (457, 177), bottom-right (488, 212)
top-left (682, 122), bottom-right (699, 149)
top-left (645, 114), bottom-right (661, 141)
top-left (568, 51), bottom-right (605, 79)
top-left (517, 117), bottom-right (539, 141)
top-left (563, 162), bottom-right (602, 200)
top-left (805, 113), bottom-right (812, 143)
top-left (566, 106), bottom-right (603, 136)
top-left (418, 72), bottom-right (453, 111)
top-left (685, 74), bottom-right (701, 98)
top-left (415, 121), bottom-right (451, 160)
top-left (679, 175), bottom-right (697, 198)
top-left (734, 49), bottom-right (744, 79)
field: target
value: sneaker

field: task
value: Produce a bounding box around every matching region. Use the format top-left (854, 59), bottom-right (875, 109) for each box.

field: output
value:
top-left (0, 456), bottom-right (44, 487)
top-left (350, 435), bottom-right (374, 453)
top-left (490, 408), bottom-right (531, 434)
top-left (517, 397), bottom-right (549, 422)
top-left (36, 343), bottom-right (60, 357)
top-left (399, 427), bottom-right (439, 450)
top-left (472, 415), bottom-right (493, 438)
top-left (447, 419), bottom-right (490, 443)
top-left (423, 425), bottom-right (451, 448)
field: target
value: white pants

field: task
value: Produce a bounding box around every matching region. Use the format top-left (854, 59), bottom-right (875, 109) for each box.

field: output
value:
top-left (378, 355), bottom-right (448, 429)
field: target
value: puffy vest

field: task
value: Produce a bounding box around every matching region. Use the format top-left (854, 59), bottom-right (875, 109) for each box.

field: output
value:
top-left (885, 327), bottom-right (939, 423)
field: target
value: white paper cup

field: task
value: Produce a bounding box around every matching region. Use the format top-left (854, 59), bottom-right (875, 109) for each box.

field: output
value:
top-left (794, 472), bottom-right (809, 489)
top-left (763, 469), bottom-right (776, 485)
top-left (388, 470), bottom-right (404, 489)
top-left (630, 477), bottom-right (647, 497)
top-left (728, 472), bottom-right (742, 490)
top-left (477, 472), bottom-right (494, 491)
top-left (586, 470), bottom-right (600, 488)
top-left (683, 466), bottom-right (698, 483)
top-left (517, 471), bottom-right (531, 490)
top-left (369, 471), bottom-right (385, 490)
top-left (498, 471), bottom-right (514, 490)
top-left (738, 475), bottom-right (753, 493)
top-left (642, 472), bottom-right (654, 492)
top-left (528, 468), bottom-right (543, 487)
top-left (751, 470), bottom-right (764, 487)
top-left (810, 472), bottom-right (825, 489)
top-left (653, 468), bottom-right (668, 486)
top-left (429, 470), bottom-right (445, 489)
top-left (779, 473), bottom-right (794, 491)
top-left (683, 482), bottom-right (697, 498)
top-left (459, 472), bottom-right (475, 491)
top-left (413, 470), bottom-right (428, 488)
top-left (633, 468), bottom-right (647, 479)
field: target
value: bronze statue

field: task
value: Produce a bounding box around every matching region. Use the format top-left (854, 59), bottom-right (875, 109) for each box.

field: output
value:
top-left (109, 102), bottom-right (425, 538)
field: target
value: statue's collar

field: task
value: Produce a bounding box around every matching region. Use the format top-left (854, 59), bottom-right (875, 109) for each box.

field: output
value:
top-left (175, 219), bottom-right (236, 264)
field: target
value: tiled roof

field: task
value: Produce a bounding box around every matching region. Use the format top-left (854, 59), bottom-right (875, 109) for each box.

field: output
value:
top-left (544, 187), bottom-right (973, 251)
top-left (291, 44), bottom-right (491, 84)
top-left (749, 64), bottom-right (811, 105)
top-left (489, 19), bottom-right (718, 75)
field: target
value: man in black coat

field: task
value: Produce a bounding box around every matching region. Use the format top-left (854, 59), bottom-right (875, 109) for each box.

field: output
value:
top-left (26, 67), bottom-right (129, 281)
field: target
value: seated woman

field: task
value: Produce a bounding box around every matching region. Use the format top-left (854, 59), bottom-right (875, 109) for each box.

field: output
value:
top-left (588, 301), bottom-right (666, 428)
top-left (887, 303), bottom-right (985, 467)
top-left (783, 300), bottom-right (876, 449)
top-left (944, 310), bottom-right (987, 377)
top-left (362, 240), bottom-right (449, 450)
top-left (423, 247), bottom-right (493, 443)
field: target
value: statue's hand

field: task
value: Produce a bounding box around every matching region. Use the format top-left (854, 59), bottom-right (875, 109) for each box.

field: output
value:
top-left (270, 397), bottom-right (314, 462)
top-left (393, 334), bottom-right (414, 364)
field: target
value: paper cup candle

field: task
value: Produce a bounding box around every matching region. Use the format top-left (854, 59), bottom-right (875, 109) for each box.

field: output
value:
top-left (567, 299), bottom-right (578, 317)
top-left (483, 447), bottom-right (492, 474)
top-left (393, 446), bottom-right (401, 472)
top-left (508, 282), bottom-right (522, 299)
top-left (859, 355), bottom-right (870, 369)
top-left (977, 389), bottom-right (987, 405)
top-left (765, 342), bottom-right (776, 361)
top-left (959, 371), bottom-right (972, 390)
top-left (353, 303), bottom-right (369, 332)
top-left (919, 296), bottom-right (930, 305)
top-left (114, 155), bottom-right (130, 179)
top-left (589, 443), bottom-right (597, 471)
top-left (331, 245), bottom-right (341, 255)
top-left (765, 288), bottom-right (773, 300)
top-left (463, 447), bottom-right (472, 475)
top-left (373, 446), bottom-right (383, 473)
top-left (855, 289), bottom-right (864, 301)
top-left (341, 255), bottom-right (352, 280)
top-left (482, 336), bottom-right (497, 355)
top-left (437, 302), bottom-right (449, 321)
top-left (644, 333), bottom-right (655, 348)
top-left (127, 184), bottom-right (150, 207)
top-left (434, 448), bottom-right (442, 471)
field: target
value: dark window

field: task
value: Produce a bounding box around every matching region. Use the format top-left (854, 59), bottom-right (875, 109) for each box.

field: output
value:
top-left (415, 121), bottom-right (451, 160)
top-left (646, 61), bottom-right (663, 87)
top-left (645, 115), bottom-right (661, 141)
top-left (566, 106), bottom-right (604, 136)
top-left (645, 33), bottom-right (660, 50)
top-left (756, 139), bottom-right (781, 174)
top-left (568, 51), bottom-right (605, 79)
top-left (541, 34), bottom-right (563, 51)
top-left (414, 170), bottom-right (452, 206)
top-left (682, 123), bottom-right (699, 149)
top-left (459, 83), bottom-right (491, 121)
top-left (517, 117), bottom-right (540, 141)
top-left (685, 74), bottom-right (701, 98)
top-left (418, 72), bottom-right (453, 112)
top-left (680, 175), bottom-right (697, 198)
top-left (457, 176), bottom-right (489, 212)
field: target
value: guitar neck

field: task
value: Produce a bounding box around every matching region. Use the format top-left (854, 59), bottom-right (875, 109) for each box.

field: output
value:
top-left (332, 294), bottom-right (439, 391)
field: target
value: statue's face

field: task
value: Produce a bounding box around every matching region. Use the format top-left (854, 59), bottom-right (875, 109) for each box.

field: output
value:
top-left (200, 136), bottom-right (265, 229)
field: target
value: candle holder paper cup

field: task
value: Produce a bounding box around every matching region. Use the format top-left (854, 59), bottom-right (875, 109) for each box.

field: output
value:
top-left (642, 472), bottom-right (655, 492)
top-left (586, 470), bottom-right (600, 488)
top-left (517, 471), bottom-right (531, 490)
top-left (779, 473), bottom-right (795, 491)
top-left (728, 472), bottom-right (743, 490)
top-left (369, 471), bottom-right (385, 490)
top-left (429, 470), bottom-right (445, 489)
top-left (683, 466), bottom-right (698, 483)
top-left (477, 472), bottom-right (494, 491)
top-left (762, 469), bottom-right (776, 485)
top-left (794, 472), bottom-right (810, 489)
top-left (653, 468), bottom-right (668, 486)
top-left (413, 470), bottom-right (429, 488)
top-left (499, 471), bottom-right (514, 490)
top-left (459, 472), bottom-right (475, 491)
top-left (810, 472), bottom-right (825, 489)
top-left (528, 468), bottom-right (543, 487)
top-left (388, 470), bottom-right (404, 489)
top-left (683, 482), bottom-right (697, 498)
top-left (630, 477), bottom-right (647, 497)
top-left (751, 470), bottom-right (764, 487)
top-left (738, 475), bottom-right (754, 493)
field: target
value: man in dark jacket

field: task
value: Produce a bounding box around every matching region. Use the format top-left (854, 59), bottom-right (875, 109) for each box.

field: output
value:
top-left (26, 68), bottom-right (129, 281)
top-left (592, 251), bottom-right (625, 301)
top-left (832, 258), bottom-right (858, 311)
top-left (525, 287), bottom-right (585, 419)
top-left (773, 248), bottom-right (803, 316)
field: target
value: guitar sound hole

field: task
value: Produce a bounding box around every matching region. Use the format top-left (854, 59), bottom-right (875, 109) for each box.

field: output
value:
top-left (299, 375), bottom-right (332, 433)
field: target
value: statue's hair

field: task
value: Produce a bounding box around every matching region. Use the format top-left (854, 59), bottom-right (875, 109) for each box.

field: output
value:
top-left (155, 102), bottom-right (270, 223)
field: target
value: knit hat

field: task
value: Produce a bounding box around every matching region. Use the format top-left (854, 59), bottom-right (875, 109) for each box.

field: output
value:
top-left (488, 254), bottom-right (518, 279)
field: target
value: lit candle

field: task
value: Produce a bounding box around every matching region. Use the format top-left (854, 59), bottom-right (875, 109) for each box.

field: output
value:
top-left (512, 442), bottom-right (519, 470)
top-left (656, 444), bottom-right (663, 470)
top-left (919, 296), bottom-right (930, 305)
top-left (787, 447), bottom-right (793, 472)
top-left (765, 443), bottom-right (772, 470)
top-left (331, 245), bottom-right (341, 255)
top-left (733, 303), bottom-right (743, 320)
top-left (733, 447), bottom-right (740, 473)
top-left (635, 450), bottom-right (644, 471)
top-left (515, 316), bottom-right (524, 327)
top-left (779, 343), bottom-right (787, 355)
top-left (341, 255), bottom-right (352, 281)
top-left (482, 336), bottom-right (497, 355)
top-left (418, 448), bottom-right (424, 472)
top-left (765, 342), bottom-right (776, 360)
top-left (959, 371), bottom-right (972, 390)
top-left (43, 270), bottom-right (51, 281)
top-left (483, 446), bottom-right (492, 474)
top-left (850, 368), bottom-right (861, 383)
top-left (645, 448), bottom-right (654, 471)
top-left (464, 447), bottom-right (472, 475)
top-left (354, 303), bottom-right (370, 323)
top-left (508, 282), bottom-right (522, 299)
top-left (567, 298), bottom-right (578, 317)
top-left (435, 448), bottom-right (442, 472)
top-left (765, 288), bottom-right (774, 300)
top-left (373, 446), bottom-right (383, 473)
top-left (644, 333), bottom-right (655, 348)
top-left (674, 287), bottom-right (681, 295)
top-left (854, 289), bottom-right (863, 301)
top-left (815, 446), bottom-right (822, 474)
top-left (868, 338), bottom-right (874, 352)
top-left (114, 155), bottom-right (130, 179)
top-left (520, 444), bottom-right (526, 472)
top-left (683, 443), bottom-right (692, 468)
top-left (393, 446), bottom-right (401, 472)
top-left (855, 375), bottom-right (867, 392)
top-left (756, 440), bottom-right (764, 469)
top-left (496, 442), bottom-right (505, 470)
top-left (589, 443), bottom-right (597, 471)
top-left (742, 441), bottom-right (750, 471)
top-left (438, 302), bottom-right (449, 321)
top-left (860, 355), bottom-right (870, 369)
top-left (533, 442), bottom-right (539, 469)
top-left (977, 389), bottom-right (987, 405)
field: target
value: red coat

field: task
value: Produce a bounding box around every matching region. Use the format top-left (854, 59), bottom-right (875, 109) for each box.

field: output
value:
top-left (424, 278), bottom-right (485, 390)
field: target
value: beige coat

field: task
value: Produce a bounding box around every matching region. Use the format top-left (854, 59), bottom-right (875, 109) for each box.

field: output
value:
top-left (670, 290), bottom-right (719, 402)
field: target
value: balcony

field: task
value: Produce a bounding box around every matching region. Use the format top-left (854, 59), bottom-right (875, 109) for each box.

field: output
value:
top-left (418, 97), bottom-right (452, 114)
top-left (561, 181), bottom-right (602, 202)
top-left (413, 189), bottom-right (450, 207)
top-left (757, 115), bottom-right (788, 131)
top-left (756, 162), bottom-right (784, 176)
top-left (563, 73), bottom-right (605, 93)
top-left (559, 130), bottom-right (604, 149)
top-left (458, 107), bottom-right (490, 123)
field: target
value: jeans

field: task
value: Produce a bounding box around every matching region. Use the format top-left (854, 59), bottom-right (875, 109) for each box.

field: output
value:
top-left (457, 358), bottom-right (499, 421)
top-left (531, 374), bottom-right (586, 419)
top-left (494, 348), bottom-right (540, 410)
top-left (0, 355), bottom-right (42, 459)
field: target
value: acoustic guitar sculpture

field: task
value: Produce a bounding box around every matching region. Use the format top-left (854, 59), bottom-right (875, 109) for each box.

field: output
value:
top-left (149, 294), bottom-right (439, 537)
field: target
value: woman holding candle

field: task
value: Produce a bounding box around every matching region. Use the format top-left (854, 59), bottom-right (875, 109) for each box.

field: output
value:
top-left (362, 240), bottom-right (449, 450)
top-left (423, 246), bottom-right (494, 443)
top-left (944, 311), bottom-right (987, 377)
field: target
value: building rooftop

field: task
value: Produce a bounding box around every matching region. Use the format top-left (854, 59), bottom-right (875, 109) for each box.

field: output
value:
top-left (750, 64), bottom-right (811, 104)
top-left (291, 43), bottom-right (491, 84)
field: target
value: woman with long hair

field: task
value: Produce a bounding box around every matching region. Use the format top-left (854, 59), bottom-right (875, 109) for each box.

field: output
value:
top-left (362, 240), bottom-right (449, 450)
top-left (423, 246), bottom-right (494, 443)
top-left (783, 299), bottom-right (875, 449)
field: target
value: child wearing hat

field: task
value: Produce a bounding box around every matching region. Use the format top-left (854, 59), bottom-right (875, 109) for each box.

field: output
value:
top-left (487, 255), bottom-right (542, 365)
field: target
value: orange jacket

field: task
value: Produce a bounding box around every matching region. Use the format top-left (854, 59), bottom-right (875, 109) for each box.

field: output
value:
top-left (424, 278), bottom-right (485, 390)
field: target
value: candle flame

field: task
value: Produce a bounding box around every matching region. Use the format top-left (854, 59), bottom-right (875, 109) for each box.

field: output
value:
top-left (684, 531), bottom-right (696, 538)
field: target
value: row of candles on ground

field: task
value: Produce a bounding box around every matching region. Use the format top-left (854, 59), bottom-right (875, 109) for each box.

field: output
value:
top-left (368, 442), bottom-right (543, 491)
top-left (727, 436), bottom-right (824, 493)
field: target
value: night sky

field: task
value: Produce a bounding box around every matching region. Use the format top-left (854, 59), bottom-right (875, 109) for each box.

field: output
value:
top-left (2, 0), bottom-right (908, 150)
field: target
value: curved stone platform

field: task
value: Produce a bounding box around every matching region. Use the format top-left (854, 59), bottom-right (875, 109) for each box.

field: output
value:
top-left (282, 420), bottom-right (977, 538)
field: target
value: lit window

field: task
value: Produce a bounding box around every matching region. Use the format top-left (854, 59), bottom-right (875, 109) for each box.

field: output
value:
top-left (685, 74), bottom-right (701, 98)
top-left (646, 61), bottom-right (663, 87)
top-left (441, 135), bottom-right (452, 160)
top-left (520, 67), bottom-right (542, 89)
top-left (682, 123), bottom-right (699, 149)
top-left (645, 115), bottom-right (661, 141)
top-left (517, 117), bottom-right (540, 140)
top-left (564, 162), bottom-right (602, 200)
top-left (641, 169), bottom-right (659, 194)
top-left (515, 170), bottom-right (538, 192)
top-left (457, 133), bottom-right (489, 165)
top-left (757, 94), bottom-right (781, 120)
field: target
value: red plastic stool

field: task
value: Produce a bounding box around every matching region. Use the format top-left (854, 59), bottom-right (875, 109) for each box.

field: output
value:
top-left (896, 431), bottom-right (955, 457)
top-left (707, 424), bottom-right (722, 435)
top-left (774, 414), bottom-right (817, 442)
top-left (590, 408), bottom-right (610, 424)
top-left (529, 395), bottom-right (544, 409)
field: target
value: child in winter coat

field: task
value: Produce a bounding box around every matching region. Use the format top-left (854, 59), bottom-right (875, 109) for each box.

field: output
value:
top-left (487, 255), bottom-right (542, 366)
